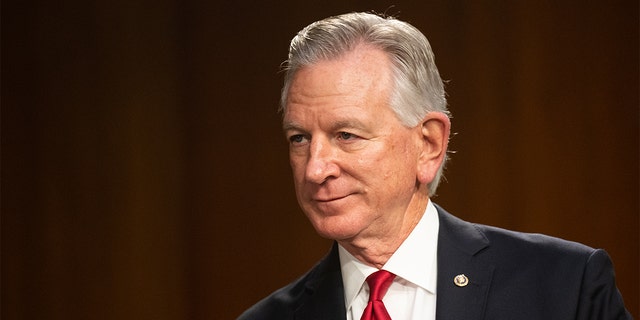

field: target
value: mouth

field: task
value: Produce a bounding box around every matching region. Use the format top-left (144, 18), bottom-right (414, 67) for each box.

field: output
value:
top-left (313, 194), bottom-right (352, 203)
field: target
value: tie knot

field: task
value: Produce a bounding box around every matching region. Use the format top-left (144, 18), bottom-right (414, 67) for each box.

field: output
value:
top-left (365, 270), bottom-right (396, 302)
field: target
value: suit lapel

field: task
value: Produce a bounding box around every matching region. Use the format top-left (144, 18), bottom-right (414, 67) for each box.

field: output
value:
top-left (435, 205), bottom-right (494, 320)
top-left (294, 243), bottom-right (347, 320)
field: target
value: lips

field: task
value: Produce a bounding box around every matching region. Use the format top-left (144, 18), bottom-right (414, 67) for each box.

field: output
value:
top-left (310, 189), bottom-right (360, 203)
top-left (313, 194), bottom-right (350, 202)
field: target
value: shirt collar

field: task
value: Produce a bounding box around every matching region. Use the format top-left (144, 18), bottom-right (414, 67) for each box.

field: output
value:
top-left (338, 200), bottom-right (440, 310)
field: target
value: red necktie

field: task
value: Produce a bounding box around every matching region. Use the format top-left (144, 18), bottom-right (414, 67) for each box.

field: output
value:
top-left (360, 270), bottom-right (396, 320)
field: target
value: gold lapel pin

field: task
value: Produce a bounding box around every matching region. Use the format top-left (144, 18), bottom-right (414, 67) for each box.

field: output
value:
top-left (454, 274), bottom-right (469, 287)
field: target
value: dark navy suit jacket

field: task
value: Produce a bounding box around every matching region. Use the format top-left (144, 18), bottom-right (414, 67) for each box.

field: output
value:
top-left (238, 204), bottom-right (632, 319)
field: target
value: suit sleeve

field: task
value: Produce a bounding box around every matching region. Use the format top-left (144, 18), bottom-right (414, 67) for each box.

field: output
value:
top-left (575, 249), bottom-right (633, 320)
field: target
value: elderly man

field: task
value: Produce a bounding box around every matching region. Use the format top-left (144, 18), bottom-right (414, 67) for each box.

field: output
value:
top-left (238, 12), bottom-right (631, 320)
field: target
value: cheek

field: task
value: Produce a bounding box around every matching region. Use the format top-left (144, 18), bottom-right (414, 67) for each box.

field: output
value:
top-left (381, 142), bottom-right (419, 182)
top-left (352, 148), bottom-right (408, 188)
top-left (289, 157), bottom-right (306, 183)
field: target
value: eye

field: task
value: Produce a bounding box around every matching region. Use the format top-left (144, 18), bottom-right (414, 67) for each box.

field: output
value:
top-left (338, 132), bottom-right (357, 140)
top-left (288, 134), bottom-right (308, 144)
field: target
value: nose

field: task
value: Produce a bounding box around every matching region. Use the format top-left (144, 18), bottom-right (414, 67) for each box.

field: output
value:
top-left (305, 137), bottom-right (340, 184)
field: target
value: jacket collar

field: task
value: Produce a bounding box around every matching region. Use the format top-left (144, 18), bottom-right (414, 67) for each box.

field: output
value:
top-left (435, 204), bottom-right (494, 320)
top-left (293, 243), bottom-right (347, 320)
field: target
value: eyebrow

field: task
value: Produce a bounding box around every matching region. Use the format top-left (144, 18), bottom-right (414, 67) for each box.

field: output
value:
top-left (282, 118), bottom-right (369, 133)
top-left (330, 119), bottom-right (368, 132)
top-left (282, 121), bottom-right (303, 132)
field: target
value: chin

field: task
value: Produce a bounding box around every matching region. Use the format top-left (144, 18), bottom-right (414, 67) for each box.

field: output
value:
top-left (307, 213), bottom-right (363, 241)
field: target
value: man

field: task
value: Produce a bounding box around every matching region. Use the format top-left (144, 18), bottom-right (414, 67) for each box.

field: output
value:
top-left (239, 12), bottom-right (631, 320)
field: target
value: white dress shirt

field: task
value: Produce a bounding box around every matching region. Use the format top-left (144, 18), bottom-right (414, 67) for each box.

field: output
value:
top-left (339, 200), bottom-right (439, 320)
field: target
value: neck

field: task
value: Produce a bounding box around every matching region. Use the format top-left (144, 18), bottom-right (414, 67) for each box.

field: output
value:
top-left (338, 192), bottom-right (430, 269)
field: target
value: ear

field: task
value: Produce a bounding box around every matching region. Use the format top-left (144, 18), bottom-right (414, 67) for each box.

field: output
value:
top-left (416, 112), bottom-right (451, 185)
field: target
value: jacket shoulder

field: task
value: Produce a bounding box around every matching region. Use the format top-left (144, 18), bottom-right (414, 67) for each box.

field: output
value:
top-left (237, 244), bottom-right (343, 320)
top-left (435, 205), bottom-right (632, 319)
top-left (476, 224), bottom-right (632, 319)
top-left (237, 273), bottom-right (309, 320)
top-left (477, 223), bottom-right (595, 256)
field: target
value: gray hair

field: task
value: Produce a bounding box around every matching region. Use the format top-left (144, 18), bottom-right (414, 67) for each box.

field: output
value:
top-left (281, 12), bottom-right (450, 196)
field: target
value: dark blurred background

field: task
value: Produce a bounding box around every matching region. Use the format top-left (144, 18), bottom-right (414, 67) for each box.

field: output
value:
top-left (3, 1), bottom-right (638, 319)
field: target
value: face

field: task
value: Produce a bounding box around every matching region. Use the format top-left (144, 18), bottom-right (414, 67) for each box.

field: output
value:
top-left (283, 46), bottom-right (428, 242)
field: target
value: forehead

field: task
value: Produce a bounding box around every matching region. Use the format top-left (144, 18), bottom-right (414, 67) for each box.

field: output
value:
top-left (284, 46), bottom-right (395, 122)
top-left (292, 46), bottom-right (391, 92)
